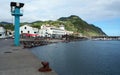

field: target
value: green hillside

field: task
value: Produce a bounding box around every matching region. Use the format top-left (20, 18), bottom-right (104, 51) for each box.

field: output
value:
top-left (30, 15), bottom-right (106, 36)
top-left (1, 15), bottom-right (106, 37)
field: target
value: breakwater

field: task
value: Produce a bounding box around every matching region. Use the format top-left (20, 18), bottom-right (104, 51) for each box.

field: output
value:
top-left (20, 38), bottom-right (64, 48)
top-left (20, 36), bottom-right (88, 48)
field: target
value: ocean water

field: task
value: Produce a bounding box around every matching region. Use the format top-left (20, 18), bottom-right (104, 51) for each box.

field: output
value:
top-left (31, 40), bottom-right (120, 75)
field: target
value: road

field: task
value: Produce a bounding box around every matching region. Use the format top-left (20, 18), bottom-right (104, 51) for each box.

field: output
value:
top-left (0, 39), bottom-right (14, 52)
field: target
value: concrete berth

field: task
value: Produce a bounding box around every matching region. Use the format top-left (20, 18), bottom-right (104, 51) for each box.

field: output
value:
top-left (0, 39), bottom-right (57, 75)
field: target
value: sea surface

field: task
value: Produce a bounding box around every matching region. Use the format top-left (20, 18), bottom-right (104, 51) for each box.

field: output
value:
top-left (30, 40), bottom-right (120, 75)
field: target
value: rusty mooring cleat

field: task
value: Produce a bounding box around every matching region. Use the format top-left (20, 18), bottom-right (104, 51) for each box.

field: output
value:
top-left (38, 61), bottom-right (52, 72)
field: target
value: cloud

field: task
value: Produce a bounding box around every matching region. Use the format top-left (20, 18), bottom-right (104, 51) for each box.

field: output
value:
top-left (69, 0), bottom-right (120, 21)
top-left (0, 0), bottom-right (120, 22)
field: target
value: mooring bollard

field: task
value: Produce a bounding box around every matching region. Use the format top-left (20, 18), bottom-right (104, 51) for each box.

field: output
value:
top-left (38, 61), bottom-right (52, 72)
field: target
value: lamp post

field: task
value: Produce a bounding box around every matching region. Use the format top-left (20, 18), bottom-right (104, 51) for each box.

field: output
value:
top-left (10, 2), bottom-right (24, 46)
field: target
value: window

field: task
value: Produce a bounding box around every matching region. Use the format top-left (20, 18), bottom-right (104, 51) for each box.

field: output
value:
top-left (28, 31), bottom-right (30, 33)
top-left (0, 34), bottom-right (2, 36)
top-left (21, 31), bottom-right (23, 33)
top-left (34, 32), bottom-right (36, 33)
top-left (24, 27), bottom-right (27, 29)
top-left (9, 32), bottom-right (12, 35)
top-left (46, 32), bottom-right (48, 34)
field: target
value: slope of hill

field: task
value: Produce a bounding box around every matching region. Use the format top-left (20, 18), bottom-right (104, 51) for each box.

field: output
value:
top-left (0, 15), bottom-right (106, 36)
top-left (30, 15), bottom-right (106, 36)
top-left (0, 22), bottom-right (14, 30)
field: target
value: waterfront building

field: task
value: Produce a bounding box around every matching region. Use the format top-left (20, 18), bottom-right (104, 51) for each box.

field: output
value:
top-left (0, 26), bottom-right (6, 38)
top-left (20, 25), bottom-right (39, 37)
top-left (65, 30), bottom-right (73, 35)
top-left (39, 24), bottom-right (66, 38)
top-left (59, 25), bottom-right (65, 30)
top-left (20, 24), bottom-right (73, 38)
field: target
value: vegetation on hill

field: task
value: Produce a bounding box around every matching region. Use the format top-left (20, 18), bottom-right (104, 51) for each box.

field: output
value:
top-left (0, 15), bottom-right (106, 36)
top-left (29, 15), bottom-right (106, 36)
top-left (58, 15), bottom-right (106, 36)
top-left (0, 22), bottom-right (14, 30)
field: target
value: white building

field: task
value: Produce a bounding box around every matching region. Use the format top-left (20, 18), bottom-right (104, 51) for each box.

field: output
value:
top-left (20, 24), bottom-right (73, 38)
top-left (20, 25), bottom-right (39, 37)
top-left (0, 26), bottom-right (6, 38)
top-left (65, 30), bottom-right (73, 35)
top-left (59, 25), bottom-right (65, 30)
top-left (20, 25), bottom-right (39, 34)
top-left (39, 25), bottom-right (66, 38)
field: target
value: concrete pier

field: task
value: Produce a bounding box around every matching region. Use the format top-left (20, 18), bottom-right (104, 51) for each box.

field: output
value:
top-left (0, 39), bottom-right (57, 75)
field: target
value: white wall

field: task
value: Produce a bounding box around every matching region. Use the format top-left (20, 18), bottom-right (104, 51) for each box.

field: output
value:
top-left (59, 25), bottom-right (65, 30)
top-left (20, 25), bottom-right (38, 34)
top-left (0, 27), bottom-right (6, 38)
top-left (39, 25), bottom-right (66, 38)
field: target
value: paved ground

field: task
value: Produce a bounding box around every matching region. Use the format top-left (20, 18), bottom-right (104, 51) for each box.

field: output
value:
top-left (0, 39), bottom-right (57, 75)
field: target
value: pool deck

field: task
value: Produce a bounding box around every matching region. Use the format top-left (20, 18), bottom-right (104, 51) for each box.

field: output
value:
top-left (0, 39), bottom-right (57, 75)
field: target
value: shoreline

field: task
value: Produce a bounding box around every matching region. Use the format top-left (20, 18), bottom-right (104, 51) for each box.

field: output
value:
top-left (20, 37), bottom-right (88, 48)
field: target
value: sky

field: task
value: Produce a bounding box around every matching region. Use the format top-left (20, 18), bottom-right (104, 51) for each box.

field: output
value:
top-left (0, 0), bottom-right (120, 36)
